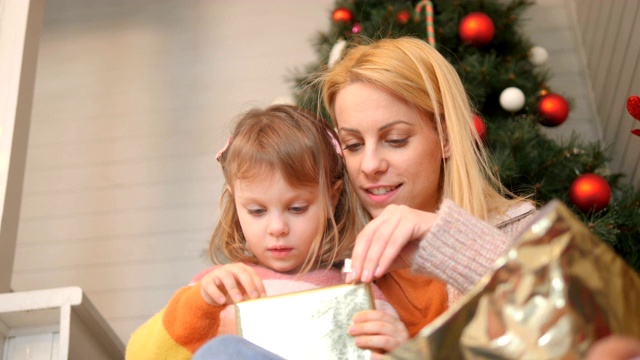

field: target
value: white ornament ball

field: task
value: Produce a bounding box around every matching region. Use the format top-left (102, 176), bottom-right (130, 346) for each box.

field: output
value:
top-left (499, 87), bottom-right (526, 112)
top-left (529, 46), bottom-right (549, 66)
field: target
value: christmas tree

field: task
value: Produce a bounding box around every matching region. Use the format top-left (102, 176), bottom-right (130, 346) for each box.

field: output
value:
top-left (292, 0), bottom-right (640, 271)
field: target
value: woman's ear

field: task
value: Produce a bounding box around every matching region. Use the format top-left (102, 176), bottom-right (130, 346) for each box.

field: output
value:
top-left (226, 184), bottom-right (233, 195)
top-left (442, 136), bottom-right (451, 159)
top-left (330, 180), bottom-right (343, 209)
top-left (439, 119), bottom-right (451, 160)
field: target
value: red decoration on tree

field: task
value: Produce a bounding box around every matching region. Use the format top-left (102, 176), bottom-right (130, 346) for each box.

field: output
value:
top-left (627, 95), bottom-right (640, 137)
top-left (568, 173), bottom-right (611, 213)
top-left (538, 93), bottom-right (569, 127)
top-left (396, 10), bottom-right (411, 25)
top-left (473, 115), bottom-right (486, 140)
top-left (332, 7), bottom-right (353, 23)
top-left (459, 12), bottom-right (495, 46)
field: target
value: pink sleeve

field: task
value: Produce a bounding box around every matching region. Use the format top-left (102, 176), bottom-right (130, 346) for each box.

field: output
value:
top-left (412, 199), bottom-right (511, 293)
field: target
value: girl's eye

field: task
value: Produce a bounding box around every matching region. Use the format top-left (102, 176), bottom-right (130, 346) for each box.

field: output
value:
top-left (289, 205), bottom-right (308, 213)
top-left (248, 208), bottom-right (266, 216)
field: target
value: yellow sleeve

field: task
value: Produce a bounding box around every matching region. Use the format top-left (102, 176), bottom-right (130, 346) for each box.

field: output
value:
top-left (126, 283), bottom-right (224, 359)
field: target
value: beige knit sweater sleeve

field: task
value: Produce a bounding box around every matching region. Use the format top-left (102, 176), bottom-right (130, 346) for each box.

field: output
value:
top-left (411, 199), bottom-right (536, 306)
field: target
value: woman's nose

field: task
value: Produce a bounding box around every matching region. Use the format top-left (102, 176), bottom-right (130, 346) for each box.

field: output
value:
top-left (360, 146), bottom-right (387, 176)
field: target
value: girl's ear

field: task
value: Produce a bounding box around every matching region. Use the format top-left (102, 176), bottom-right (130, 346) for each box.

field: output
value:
top-left (330, 180), bottom-right (343, 209)
top-left (226, 184), bottom-right (233, 195)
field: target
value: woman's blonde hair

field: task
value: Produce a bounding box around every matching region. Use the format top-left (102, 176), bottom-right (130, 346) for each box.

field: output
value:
top-left (210, 104), bottom-right (359, 274)
top-left (321, 37), bottom-right (524, 221)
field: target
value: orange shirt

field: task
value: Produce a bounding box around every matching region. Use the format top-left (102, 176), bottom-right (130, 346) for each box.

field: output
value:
top-left (376, 268), bottom-right (448, 337)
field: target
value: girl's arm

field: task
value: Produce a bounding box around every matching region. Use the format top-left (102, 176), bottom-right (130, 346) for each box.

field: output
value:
top-left (125, 283), bottom-right (225, 360)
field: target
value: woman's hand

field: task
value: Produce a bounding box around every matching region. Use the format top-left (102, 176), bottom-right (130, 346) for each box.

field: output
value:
top-left (200, 263), bottom-right (266, 306)
top-left (347, 204), bottom-right (438, 283)
top-left (349, 309), bottom-right (409, 357)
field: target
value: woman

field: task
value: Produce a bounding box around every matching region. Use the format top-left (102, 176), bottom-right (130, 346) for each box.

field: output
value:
top-left (320, 36), bottom-right (535, 345)
top-left (193, 36), bottom-right (536, 358)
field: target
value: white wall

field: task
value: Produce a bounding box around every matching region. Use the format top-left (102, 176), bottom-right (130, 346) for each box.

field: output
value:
top-left (12, 0), bottom-right (334, 344)
top-left (11, 0), bottom-right (600, 346)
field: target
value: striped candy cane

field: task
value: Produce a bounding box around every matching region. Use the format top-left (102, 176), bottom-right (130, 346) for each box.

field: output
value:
top-left (414, 0), bottom-right (435, 46)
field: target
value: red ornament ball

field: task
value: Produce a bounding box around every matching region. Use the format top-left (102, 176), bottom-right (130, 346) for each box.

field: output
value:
top-left (628, 95), bottom-right (640, 136)
top-left (332, 7), bottom-right (353, 23)
top-left (568, 173), bottom-right (611, 213)
top-left (459, 12), bottom-right (495, 46)
top-left (538, 93), bottom-right (569, 127)
top-left (627, 95), bottom-right (640, 121)
top-left (396, 10), bottom-right (411, 25)
top-left (473, 115), bottom-right (486, 140)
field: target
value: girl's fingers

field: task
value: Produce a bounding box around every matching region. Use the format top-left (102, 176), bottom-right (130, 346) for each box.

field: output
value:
top-left (233, 264), bottom-right (266, 298)
top-left (201, 264), bottom-right (266, 305)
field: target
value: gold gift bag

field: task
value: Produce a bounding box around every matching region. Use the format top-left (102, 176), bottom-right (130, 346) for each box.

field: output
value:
top-left (236, 282), bottom-right (373, 360)
top-left (388, 200), bottom-right (640, 360)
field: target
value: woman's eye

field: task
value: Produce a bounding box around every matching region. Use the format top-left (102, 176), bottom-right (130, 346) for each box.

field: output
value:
top-left (342, 142), bottom-right (362, 152)
top-left (387, 138), bottom-right (408, 147)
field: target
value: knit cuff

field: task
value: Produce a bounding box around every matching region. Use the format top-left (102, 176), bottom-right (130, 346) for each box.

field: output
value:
top-left (412, 199), bottom-right (511, 293)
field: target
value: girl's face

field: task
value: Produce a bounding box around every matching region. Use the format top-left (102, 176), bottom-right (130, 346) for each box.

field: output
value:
top-left (233, 170), bottom-right (324, 273)
top-left (334, 82), bottom-right (448, 218)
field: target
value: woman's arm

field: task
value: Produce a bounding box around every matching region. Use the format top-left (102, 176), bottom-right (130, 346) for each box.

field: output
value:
top-left (412, 199), bottom-right (535, 297)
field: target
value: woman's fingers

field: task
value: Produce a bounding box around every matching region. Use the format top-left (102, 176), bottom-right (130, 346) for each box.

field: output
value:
top-left (361, 215), bottom-right (402, 282)
top-left (351, 205), bottom-right (437, 283)
top-left (349, 310), bottom-right (409, 353)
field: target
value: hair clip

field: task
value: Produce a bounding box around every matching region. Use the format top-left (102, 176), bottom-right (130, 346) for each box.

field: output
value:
top-left (216, 137), bottom-right (233, 162)
top-left (327, 130), bottom-right (343, 157)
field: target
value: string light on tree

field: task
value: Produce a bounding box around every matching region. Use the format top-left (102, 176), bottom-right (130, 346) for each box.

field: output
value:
top-left (538, 93), bottom-right (569, 127)
top-left (529, 46), bottom-right (549, 66)
top-left (568, 173), bottom-right (611, 213)
top-left (351, 22), bottom-right (362, 34)
top-left (396, 9), bottom-right (411, 25)
top-left (499, 87), bottom-right (526, 112)
top-left (459, 12), bottom-right (495, 46)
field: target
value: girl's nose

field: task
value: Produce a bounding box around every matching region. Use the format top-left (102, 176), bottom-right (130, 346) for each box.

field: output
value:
top-left (267, 213), bottom-right (289, 237)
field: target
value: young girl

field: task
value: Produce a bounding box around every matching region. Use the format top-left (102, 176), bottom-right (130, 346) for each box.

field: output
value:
top-left (125, 104), bottom-right (401, 359)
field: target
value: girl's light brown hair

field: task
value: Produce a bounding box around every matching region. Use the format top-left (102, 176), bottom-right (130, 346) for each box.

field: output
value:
top-left (210, 104), bottom-right (359, 274)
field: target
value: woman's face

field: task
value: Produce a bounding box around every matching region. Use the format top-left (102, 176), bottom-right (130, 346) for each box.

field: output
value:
top-left (334, 82), bottom-right (447, 218)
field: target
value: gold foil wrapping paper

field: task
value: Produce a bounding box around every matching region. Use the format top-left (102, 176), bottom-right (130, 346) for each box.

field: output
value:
top-left (236, 283), bottom-right (373, 360)
top-left (388, 200), bottom-right (640, 360)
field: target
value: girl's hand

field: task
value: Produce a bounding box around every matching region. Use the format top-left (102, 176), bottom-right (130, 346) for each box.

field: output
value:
top-left (347, 204), bottom-right (438, 283)
top-left (349, 309), bottom-right (409, 357)
top-left (200, 263), bottom-right (266, 306)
